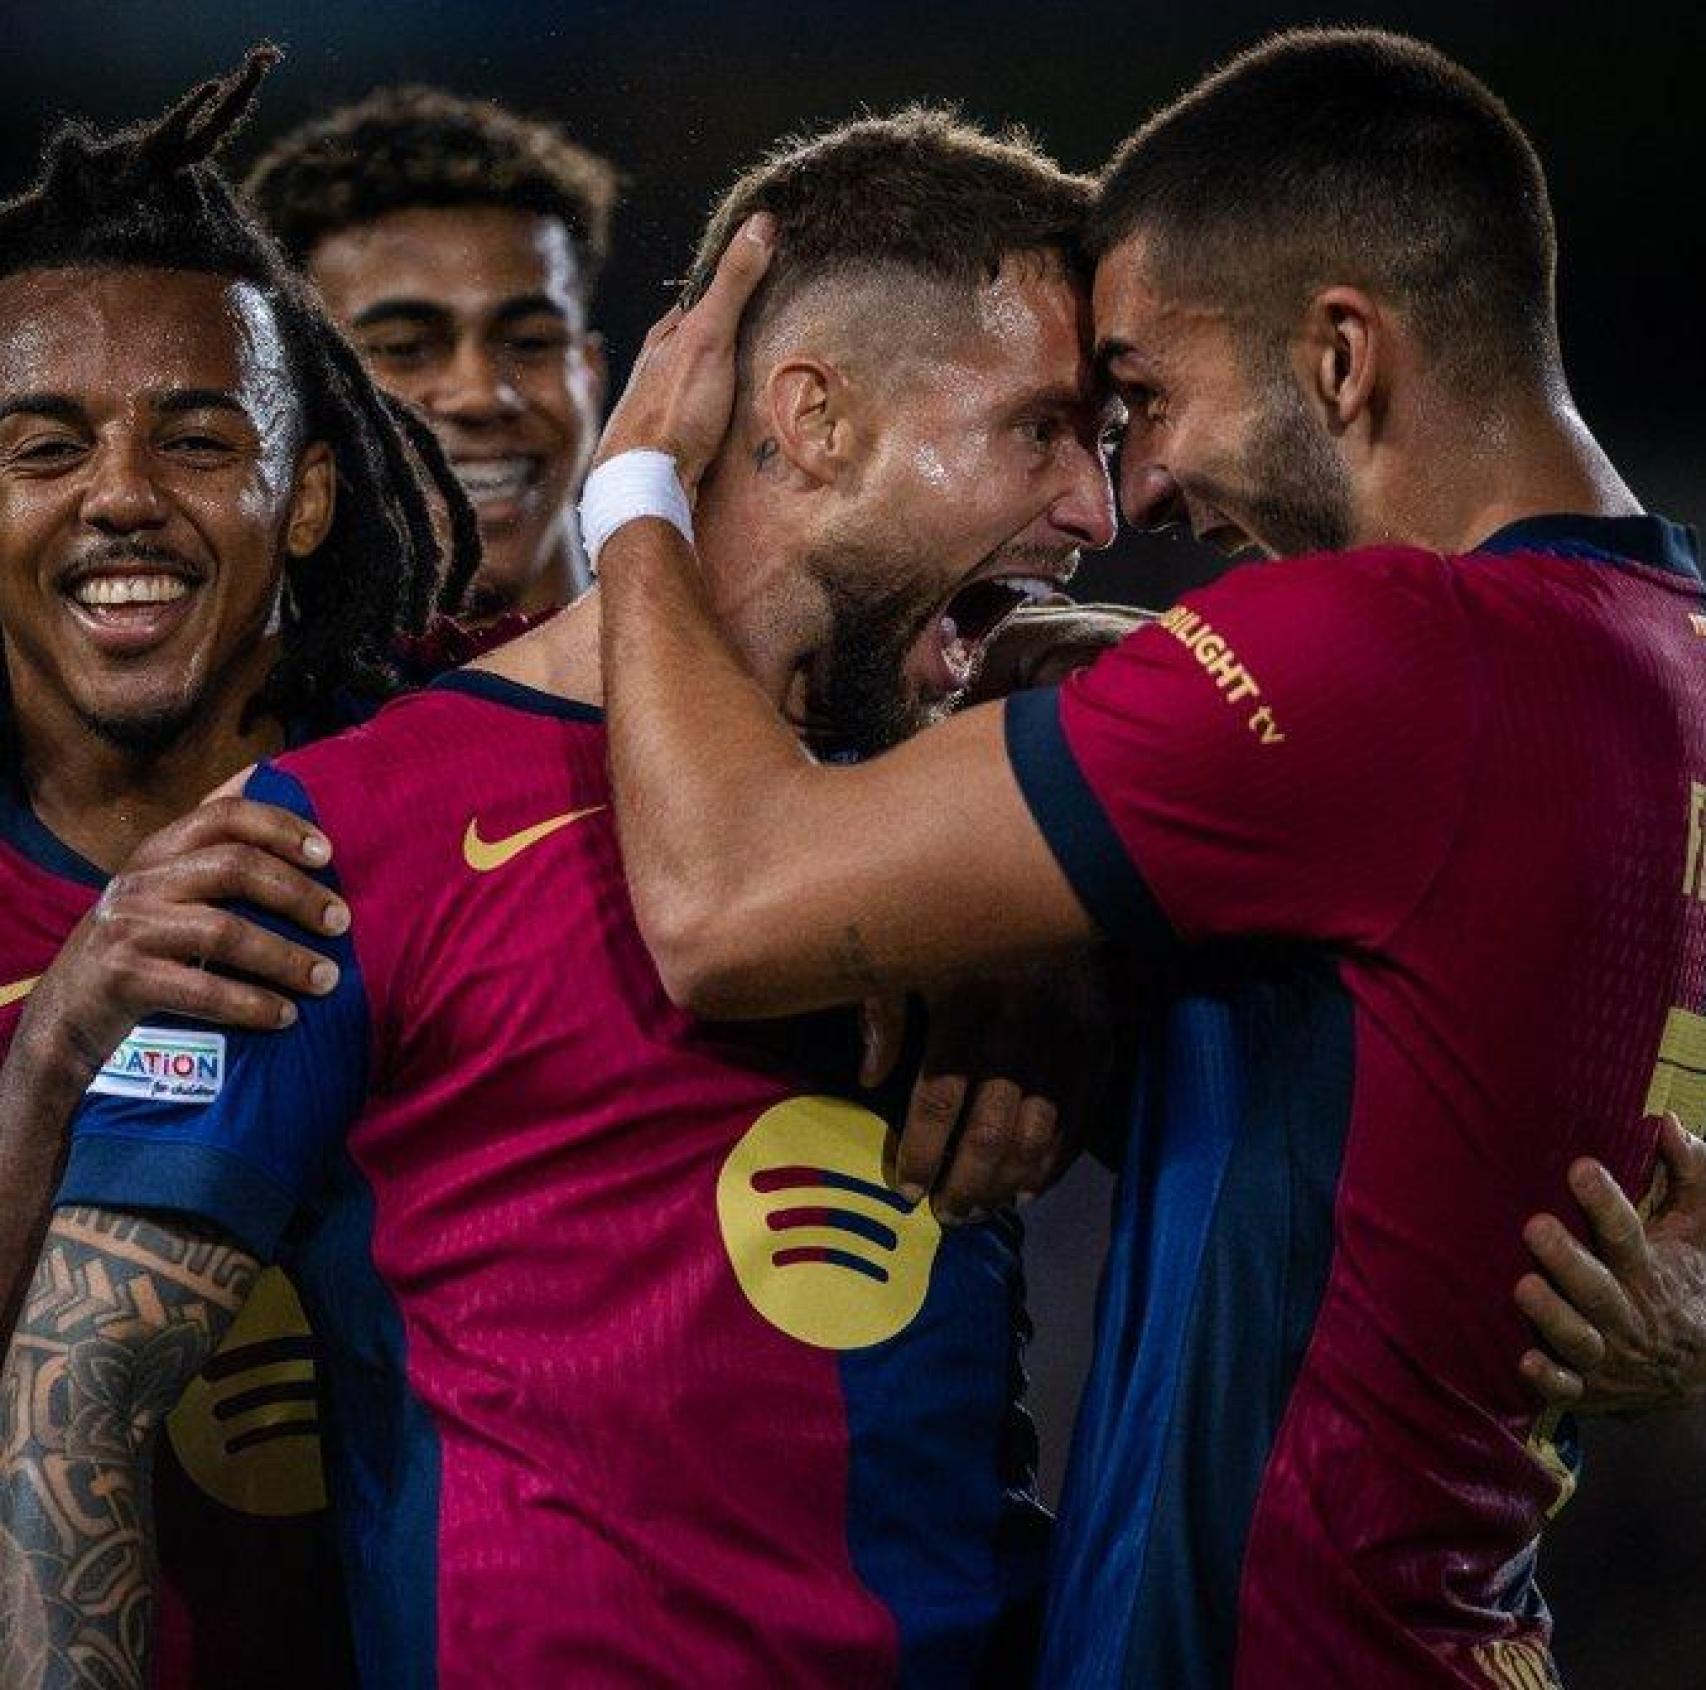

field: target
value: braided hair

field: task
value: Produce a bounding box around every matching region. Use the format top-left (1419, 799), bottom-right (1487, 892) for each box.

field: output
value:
top-left (0, 47), bottom-right (481, 742)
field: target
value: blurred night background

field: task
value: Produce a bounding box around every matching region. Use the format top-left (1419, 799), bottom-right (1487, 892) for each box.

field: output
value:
top-left (4, 2), bottom-right (1701, 1682)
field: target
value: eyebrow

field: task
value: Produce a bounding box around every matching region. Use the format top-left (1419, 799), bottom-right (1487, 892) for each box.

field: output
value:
top-left (349, 299), bottom-right (451, 333)
top-left (156, 388), bottom-right (249, 418)
top-left (1015, 382), bottom-right (1096, 415)
top-left (491, 294), bottom-right (569, 328)
top-left (349, 294), bottom-right (570, 333)
top-left (0, 393), bottom-right (86, 426)
top-left (1094, 340), bottom-right (1137, 380)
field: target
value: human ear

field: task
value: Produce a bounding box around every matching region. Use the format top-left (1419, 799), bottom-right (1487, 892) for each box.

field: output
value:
top-left (285, 440), bottom-right (337, 558)
top-left (1307, 286), bottom-right (1380, 431)
top-left (761, 357), bottom-right (851, 487)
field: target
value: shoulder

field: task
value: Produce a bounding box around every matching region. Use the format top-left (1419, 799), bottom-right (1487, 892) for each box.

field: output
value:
top-left (1075, 545), bottom-right (1473, 737)
top-left (1165, 544), bottom-right (1462, 663)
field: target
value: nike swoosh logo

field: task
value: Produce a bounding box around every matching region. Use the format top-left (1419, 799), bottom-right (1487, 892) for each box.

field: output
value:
top-left (0, 976), bottom-right (39, 1010)
top-left (463, 806), bottom-right (608, 873)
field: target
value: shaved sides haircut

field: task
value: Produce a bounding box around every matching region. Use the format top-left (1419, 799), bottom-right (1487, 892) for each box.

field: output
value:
top-left (685, 105), bottom-right (1093, 381)
top-left (1091, 28), bottom-right (1562, 396)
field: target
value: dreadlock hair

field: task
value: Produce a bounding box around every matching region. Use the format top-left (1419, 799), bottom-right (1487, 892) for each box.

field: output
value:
top-left (245, 84), bottom-right (617, 306)
top-left (0, 46), bottom-right (481, 749)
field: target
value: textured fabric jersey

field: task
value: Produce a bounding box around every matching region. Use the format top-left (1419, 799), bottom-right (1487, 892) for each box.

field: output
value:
top-left (0, 788), bottom-right (353, 1690)
top-left (1005, 515), bottom-right (1706, 1688)
top-left (59, 671), bottom-right (1047, 1689)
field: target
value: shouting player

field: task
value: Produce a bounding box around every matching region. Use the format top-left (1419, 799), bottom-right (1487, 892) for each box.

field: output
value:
top-left (248, 87), bottom-right (615, 623)
top-left (4, 110), bottom-right (1117, 1687)
top-left (588, 30), bottom-right (1705, 1689)
top-left (0, 52), bottom-right (475, 1690)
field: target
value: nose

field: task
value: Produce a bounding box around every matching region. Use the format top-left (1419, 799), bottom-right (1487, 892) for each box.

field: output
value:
top-left (425, 336), bottom-right (523, 426)
top-left (79, 437), bottom-right (168, 534)
top-left (1119, 458), bottom-right (1186, 533)
top-left (1050, 441), bottom-right (1119, 551)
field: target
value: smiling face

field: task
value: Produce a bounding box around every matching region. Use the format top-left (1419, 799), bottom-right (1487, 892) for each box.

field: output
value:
top-left (801, 255), bottom-right (1119, 754)
top-left (1092, 232), bottom-right (1352, 560)
top-left (0, 266), bottom-right (332, 757)
top-left (309, 204), bottom-right (604, 620)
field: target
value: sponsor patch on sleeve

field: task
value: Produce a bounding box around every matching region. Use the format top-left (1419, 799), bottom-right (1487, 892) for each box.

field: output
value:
top-left (89, 1026), bottom-right (226, 1104)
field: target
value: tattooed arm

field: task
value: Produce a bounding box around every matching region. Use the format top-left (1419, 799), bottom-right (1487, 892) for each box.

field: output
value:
top-left (0, 1206), bottom-right (259, 1690)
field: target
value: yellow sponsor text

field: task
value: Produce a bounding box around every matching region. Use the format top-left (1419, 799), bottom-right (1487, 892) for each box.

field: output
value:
top-left (1158, 605), bottom-right (1285, 744)
top-left (1645, 1003), bottom-right (1706, 1133)
top-left (1685, 782), bottom-right (1706, 902)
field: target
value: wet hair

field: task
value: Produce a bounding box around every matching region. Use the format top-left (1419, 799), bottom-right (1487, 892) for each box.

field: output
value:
top-left (0, 47), bottom-right (480, 745)
top-left (1090, 29), bottom-right (1561, 394)
top-left (245, 85), bottom-right (617, 301)
top-left (683, 105), bottom-right (1093, 376)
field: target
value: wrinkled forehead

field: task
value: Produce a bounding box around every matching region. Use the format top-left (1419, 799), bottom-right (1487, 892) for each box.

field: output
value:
top-left (0, 266), bottom-right (299, 428)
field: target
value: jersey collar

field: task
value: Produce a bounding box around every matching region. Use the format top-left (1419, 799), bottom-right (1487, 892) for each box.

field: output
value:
top-left (1476, 512), bottom-right (1701, 583)
top-left (429, 668), bottom-right (605, 723)
top-left (0, 777), bottom-right (107, 889)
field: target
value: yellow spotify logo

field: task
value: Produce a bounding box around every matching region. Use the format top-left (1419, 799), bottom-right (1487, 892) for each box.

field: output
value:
top-left (718, 1095), bottom-right (942, 1350)
top-left (168, 1267), bottom-right (328, 1518)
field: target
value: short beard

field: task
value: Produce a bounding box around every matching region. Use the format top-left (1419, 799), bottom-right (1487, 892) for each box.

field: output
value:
top-left (800, 539), bottom-right (945, 761)
top-left (83, 701), bottom-right (200, 760)
top-left (1239, 348), bottom-right (1355, 557)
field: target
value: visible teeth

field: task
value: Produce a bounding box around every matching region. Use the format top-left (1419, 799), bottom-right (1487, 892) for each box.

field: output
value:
top-left (994, 576), bottom-right (1059, 604)
top-left (73, 575), bottom-right (189, 608)
top-left (453, 458), bottom-right (536, 503)
top-left (939, 615), bottom-right (974, 682)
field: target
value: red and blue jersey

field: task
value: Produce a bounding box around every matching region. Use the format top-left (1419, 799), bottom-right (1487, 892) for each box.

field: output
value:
top-left (0, 787), bottom-right (353, 1690)
top-left (1004, 514), bottom-right (1706, 1688)
top-left (59, 670), bottom-right (1047, 1689)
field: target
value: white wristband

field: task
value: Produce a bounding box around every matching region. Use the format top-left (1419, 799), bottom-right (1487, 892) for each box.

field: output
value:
top-left (578, 450), bottom-right (695, 571)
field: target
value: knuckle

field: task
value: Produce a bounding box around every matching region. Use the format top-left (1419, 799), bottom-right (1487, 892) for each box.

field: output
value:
top-left (960, 1114), bottom-right (1013, 1160)
top-left (911, 1082), bottom-right (964, 1128)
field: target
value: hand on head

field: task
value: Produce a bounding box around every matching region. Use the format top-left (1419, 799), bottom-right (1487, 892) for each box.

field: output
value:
top-left (593, 213), bottom-right (776, 496)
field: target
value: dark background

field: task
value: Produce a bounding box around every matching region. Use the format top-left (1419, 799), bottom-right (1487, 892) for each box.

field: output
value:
top-left (5, 3), bottom-right (1701, 1683)
top-left (3, 0), bottom-right (1702, 605)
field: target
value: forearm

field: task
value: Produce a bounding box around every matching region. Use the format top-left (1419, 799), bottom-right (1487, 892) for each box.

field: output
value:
top-left (0, 1017), bottom-right (103, 1331)
top-left (0, 1207), bottom-right (257, 1689)
top-left (598, 519), bottom-right (845, 1005)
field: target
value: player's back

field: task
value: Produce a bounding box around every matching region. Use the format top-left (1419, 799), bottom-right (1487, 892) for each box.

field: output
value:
top-left (1032, 515), bottom-right (1704, 1688)
top-left (245, 672), bottom-right (1044, 1687)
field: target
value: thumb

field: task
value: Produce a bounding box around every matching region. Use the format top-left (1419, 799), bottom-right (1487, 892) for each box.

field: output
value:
top-left (859, 996), bottom-right (907, 1089)
top-left (1657, 1112), bottom-right (1706, 1198)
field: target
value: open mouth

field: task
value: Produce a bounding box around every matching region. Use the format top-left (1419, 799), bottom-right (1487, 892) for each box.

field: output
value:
top-left (70, 574), bottom-right (191, 609)
top-left (451, 455), bottom-right (544, 513)
top-left (59, 563), bottom-right (204, 656)
top-left (933, 574), bottom-right (1069, 690)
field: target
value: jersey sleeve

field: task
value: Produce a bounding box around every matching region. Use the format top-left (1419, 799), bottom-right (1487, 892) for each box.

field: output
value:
top-left (1004, 549), bottom-right (1479, 952)
top-left (54, 762), bottom-right (369, 1261)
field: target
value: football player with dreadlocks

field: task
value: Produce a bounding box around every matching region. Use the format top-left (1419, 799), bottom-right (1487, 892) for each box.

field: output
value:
top-left (0, 49), bottom-right (474, 1689)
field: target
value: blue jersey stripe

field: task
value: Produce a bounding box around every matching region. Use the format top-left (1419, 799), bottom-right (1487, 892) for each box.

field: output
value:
top-left (1003, 687), bottom-right (1177, 955)
top-left (840, 1216), bottom-right (1051, 1687)
top-left (286, 1147), bottom-right (442, 1690)
top-left (1041, 957), bottom-right (1355, 1688)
